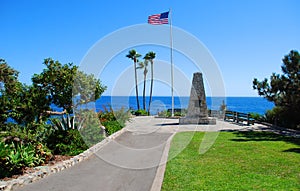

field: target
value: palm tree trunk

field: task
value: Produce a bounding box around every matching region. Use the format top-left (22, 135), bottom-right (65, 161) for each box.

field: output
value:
top-left (143, 70), bottom-right (146, 110)
top-left (134, 62), bottom-right (140, 110)
top-left (148, 62), bottom-right (154, 114)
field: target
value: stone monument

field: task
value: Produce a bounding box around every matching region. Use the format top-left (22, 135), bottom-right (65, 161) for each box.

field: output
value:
top-left (179, 72), bottom-right (216, 124)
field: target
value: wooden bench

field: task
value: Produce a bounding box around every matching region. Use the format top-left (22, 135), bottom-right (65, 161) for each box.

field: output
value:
top-left (224, 110), bottom-right (255, 125)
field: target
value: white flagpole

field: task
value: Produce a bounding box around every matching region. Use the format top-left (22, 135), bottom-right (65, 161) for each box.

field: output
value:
top-left (169, 8), bottom-right (174, 117)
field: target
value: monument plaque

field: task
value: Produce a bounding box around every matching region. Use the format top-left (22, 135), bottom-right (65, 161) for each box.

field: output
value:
top-left (179, 72), bottom-right (216, 124)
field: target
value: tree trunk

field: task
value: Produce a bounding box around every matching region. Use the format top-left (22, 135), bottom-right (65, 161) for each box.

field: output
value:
top-left (148, 62), bottom-right (154, 114)
top-left (134, 61), bottom-right (140, 110)
top-left (143, 70), bottom-right (146, 110)
top-left (45, 109), bottom-right (67, 115)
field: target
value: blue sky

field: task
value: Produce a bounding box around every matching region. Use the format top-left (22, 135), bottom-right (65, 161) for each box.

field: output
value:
top-left (1, 0), bottom-right (299, 96)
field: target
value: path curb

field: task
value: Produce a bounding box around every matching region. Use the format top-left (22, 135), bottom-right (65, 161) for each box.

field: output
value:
top-left (150, 133), bottom-right (176, 191)
top-left (0, 127), bottom-right (127, 191)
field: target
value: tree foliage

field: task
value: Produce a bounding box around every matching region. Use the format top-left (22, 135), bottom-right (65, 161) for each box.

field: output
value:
top-left (0, 59), bottom-right (21, 124)
top-left (13, 84), bottom-right (51, 124)
top-left (0, 58), bottom-right (106, 125)
top-left (32, 58), bottom-right (78, 113)
top-left (0, 59), bottom-right (19, 93)
top-left (32, 58), bottom-right (106, 115)
top-left (73, 70), bottom-right (106, 108)
top-left (253, 50), bottom-right (300, 128)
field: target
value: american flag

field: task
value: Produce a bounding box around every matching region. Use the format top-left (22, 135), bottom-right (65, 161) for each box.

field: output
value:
top-left (148, 11), bottom-right (169, 25)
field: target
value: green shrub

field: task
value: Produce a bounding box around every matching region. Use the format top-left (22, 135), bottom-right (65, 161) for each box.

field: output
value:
top-left (174, 111), bottom-right (185, 117)
top-left (80, 124), bottom-right (105, 147)
top-left (158, 110), bottom-right (171, 117)
top-left (98, 107), bottom-right (131, 136)
top-left (134, 109), bottom-right (148, 116)
top-left (102, 121), bottom-right (124, 136)
top-left (78, 110), bottom-right (105, 147)
top-left (1, 122), bottom-right (54, 146)
top-left (46, 129), bottom-right (88, 156)
top-left (0, 142), bottom-right (13, 178)
top-left (0, 141), bottom-right (52, 179)
top-left (114, 107), bottom-right (131, 126)
top-left (250, 112), bottom-right (263, 121)
top-left (262, 106), bottom-right (300, 128)
top-left (46, 110), bottom-right (109, 156)
top-left (28, 122), bottom-right (55, 143)
top-left (0, 123), bottom-right (53, 178)
top-left (0, 123), bottom-right (20, 132)
top-left (98, 106), bottom-right (116, 123)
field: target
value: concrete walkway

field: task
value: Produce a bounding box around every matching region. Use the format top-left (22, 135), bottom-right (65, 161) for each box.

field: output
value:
top-left (16, 117), bottom-right (176, 191)
top-left (15, 116), bottom-right (297, 191)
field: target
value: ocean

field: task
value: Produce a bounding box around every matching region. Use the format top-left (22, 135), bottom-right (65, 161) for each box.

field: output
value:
top-left (95, 96), bottom-right (274, 115)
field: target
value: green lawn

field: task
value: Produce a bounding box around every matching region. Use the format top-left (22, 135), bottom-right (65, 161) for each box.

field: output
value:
top-left (161, 131), bottom-right (300, 191)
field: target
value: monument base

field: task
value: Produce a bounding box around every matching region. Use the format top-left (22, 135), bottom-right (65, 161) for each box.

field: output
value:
top-left (179, 117), bottom-right (216, 125)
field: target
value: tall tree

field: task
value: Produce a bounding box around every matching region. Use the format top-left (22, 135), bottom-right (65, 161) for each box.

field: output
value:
top-left (13, 84), bottom-right (51, 124)
top-left (0, 58), bottom-right (106, 126)
top-left (126, 50), bottom-right (141, 110)
top-left (32, 58), bottom-right (106, 116)
top-left (253, 50), bottom-right (300, 128)
top-left (137, 60), bottom-right (149, 110)
top-left (144, 52), bottom-right (156, 114)
top-left (32, 58), bottom-right (78, 114)
top-left (0, 59), bottom-right (51, 125)
top-left (0, 59), bottom-right (20, 124)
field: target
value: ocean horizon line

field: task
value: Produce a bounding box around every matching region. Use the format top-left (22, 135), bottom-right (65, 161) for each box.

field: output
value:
top-left (100, 95), bottom-right (263, 98)
top-left (95, 96), bottom-right (274, 115)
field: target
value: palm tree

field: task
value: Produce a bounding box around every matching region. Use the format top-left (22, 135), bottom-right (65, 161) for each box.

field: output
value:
top-left (137, 60), bottom-right (148, 111)
top-left (126, 50), bottom-right (141, 110)
top-left (144, 52), bottom-right (156, 114)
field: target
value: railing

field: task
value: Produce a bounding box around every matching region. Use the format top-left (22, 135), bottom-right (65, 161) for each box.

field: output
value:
top-left (224, 110), bottom-right (255, 125)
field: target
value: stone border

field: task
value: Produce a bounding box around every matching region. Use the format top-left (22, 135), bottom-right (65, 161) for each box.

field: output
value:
top-left (0, 127), bottom-right (127, 191)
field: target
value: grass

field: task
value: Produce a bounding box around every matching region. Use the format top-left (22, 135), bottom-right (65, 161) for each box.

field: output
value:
top-left (161, 131), bottom-right (300, 191)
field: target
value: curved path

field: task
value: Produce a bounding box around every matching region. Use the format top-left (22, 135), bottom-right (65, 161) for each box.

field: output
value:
top-left (16, 117), bottom-right (176, 191)
top-left (15, 116), bottom-right (298, 191)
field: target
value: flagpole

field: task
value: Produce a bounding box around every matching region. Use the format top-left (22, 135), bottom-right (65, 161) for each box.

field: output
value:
top-left (169, 8), bottom-right (174, 117)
